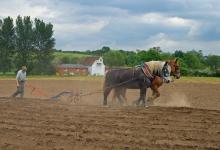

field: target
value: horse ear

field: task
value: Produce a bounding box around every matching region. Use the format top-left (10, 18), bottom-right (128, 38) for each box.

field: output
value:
top-left (164, 61), bottom-right (168, 66)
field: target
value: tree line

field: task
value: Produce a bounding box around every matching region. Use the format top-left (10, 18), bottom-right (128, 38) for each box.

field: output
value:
top-left (104, 48), bottom-right (220, 76)
top-left (1, 16), bottom-right (219, 76)
top-left (0, 16), bottom-right (55, 74)
top-left (59, 46), bottom-right (219, 77)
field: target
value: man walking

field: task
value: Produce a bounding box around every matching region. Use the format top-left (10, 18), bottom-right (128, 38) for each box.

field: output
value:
top-left (12, 66), bottom-right (27, 98)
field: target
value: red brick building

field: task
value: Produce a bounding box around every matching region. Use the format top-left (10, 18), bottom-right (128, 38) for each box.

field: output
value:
top-left (56, 64), bottom-right (88, 76)
top-left (56, 56), bottom-right (105, 76)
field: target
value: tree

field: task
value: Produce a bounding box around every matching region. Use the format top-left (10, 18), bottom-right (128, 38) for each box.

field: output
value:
top-left (160, 52), bottom-right (173, 60)
top-left (178, 58), bottom-right (190, 75)
top-left (125, 51), bottom-right (139, 66)
top-left (15, 16), bottom-right (34, 71)
top-left (0, 19), bottom-right (3, 71)
top-left (206, 55), bottom-right (220, 74)
top-left (0, 16), bottom-right (56, 74)
top-left (0, 17), bottom-right (15, 73)
top-left (101, 46), bottom-right (110, 54)
top-left (183, 51), bottom-right (205, 69)
top-left (173, 50), bottom-right (184, 58)
top-left (87, 46), bottom-right (111, 56)
top-left (137, 48), bottom-right (162, 63)
top-left (32, 19), bottom-right (55, 74)
top-left (60, 56), bottom-right (71, 64)
top-left (103, 50), bottom-right (126, 67)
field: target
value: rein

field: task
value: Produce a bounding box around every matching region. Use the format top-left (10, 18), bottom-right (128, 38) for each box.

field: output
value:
top-left (105, 77), bottom-right (139, 90)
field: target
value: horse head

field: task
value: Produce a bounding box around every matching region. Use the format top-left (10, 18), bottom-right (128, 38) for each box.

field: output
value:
top-left (167, 58), bottom-right (180, 79)
top-left (161, 61), bottom-right (172, 83)
top-left (145, 60), bottom-right (174, 83)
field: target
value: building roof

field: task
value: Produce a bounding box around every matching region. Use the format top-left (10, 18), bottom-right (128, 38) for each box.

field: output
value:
top-left (58, 64), bottom-right (88, 69)
top-left (82, 56), bottom-right (100, 65)
top-left (58, 56), bottom-right (102, 69)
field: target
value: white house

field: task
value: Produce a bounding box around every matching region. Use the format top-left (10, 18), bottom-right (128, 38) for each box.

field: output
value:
top-left (86, 57), bottom-right (105, 76)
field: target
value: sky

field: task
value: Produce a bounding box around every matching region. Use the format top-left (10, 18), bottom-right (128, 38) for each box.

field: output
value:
top-left (0, 0), bottom-right (220, 55)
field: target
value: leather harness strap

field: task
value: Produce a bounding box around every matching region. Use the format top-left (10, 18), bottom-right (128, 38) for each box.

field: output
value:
top-left (141, 63), bottom-right (155, 81)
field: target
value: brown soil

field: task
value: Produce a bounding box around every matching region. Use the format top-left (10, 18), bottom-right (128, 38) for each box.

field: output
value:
top-left (0, 79), bottom-right (220, 149)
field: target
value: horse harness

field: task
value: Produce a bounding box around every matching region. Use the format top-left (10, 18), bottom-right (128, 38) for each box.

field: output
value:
top-left (141, 63), bottom-right (155, 81)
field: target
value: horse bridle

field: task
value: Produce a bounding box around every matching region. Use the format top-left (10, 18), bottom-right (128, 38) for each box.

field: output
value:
top-left (172, 64), bottom-right (180, 78)
top-left (162, 64), bottom-right (170, 78)
top-left (161, 63), bottom-right (171, 83)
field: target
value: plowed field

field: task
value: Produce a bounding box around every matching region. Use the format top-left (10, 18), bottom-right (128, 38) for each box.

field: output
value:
top-left (0, 79), bottom-right (220, 150)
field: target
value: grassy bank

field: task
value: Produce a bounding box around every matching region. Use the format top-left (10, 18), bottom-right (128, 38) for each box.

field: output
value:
top-left (53, 51), bottom-right (90, 59)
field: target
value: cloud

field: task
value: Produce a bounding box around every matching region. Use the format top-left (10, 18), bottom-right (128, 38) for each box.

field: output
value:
top-left (54, 20), bottom-right (109, 36)
top-left (143, 33), bottom-right (220, 55)
top-left (0, 0), bottom-right (59, 19)
top-left (136, 13), bottom-right (201, 39)
top-left (139, 13), bottom-right (192, 27)
top-left (0, 0), bottom-right (220, 54)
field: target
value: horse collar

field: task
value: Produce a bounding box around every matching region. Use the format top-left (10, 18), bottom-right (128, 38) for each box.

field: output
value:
top-left (141, 63), bottom-right (155, 81)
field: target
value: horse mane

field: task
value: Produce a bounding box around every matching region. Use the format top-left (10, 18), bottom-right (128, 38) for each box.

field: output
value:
top-left (145, 61), bottom-right (165, 76)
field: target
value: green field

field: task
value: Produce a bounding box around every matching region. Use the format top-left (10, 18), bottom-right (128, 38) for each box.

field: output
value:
top-left (52, 51), bottom-right (92, 65)
top-left (53, 51), bottom-right (91, 58)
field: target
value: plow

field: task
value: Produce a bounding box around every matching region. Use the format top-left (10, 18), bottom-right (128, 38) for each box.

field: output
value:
top-left (51, 91), bottom-right (81, 103)
top-left (26, 83), bottom-right (103, 104)
top-left (25, 77), bottom-right (138, 104)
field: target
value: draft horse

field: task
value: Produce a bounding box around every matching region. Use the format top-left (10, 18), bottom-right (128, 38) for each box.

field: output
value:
top-left (103, 59), bottom-right (180, 106)
top-left (112, 76), bottom-right (164, 105)
top-left (111, 59), bottom-right (180, 106)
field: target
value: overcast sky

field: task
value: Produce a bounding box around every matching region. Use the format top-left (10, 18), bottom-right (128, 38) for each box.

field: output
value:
top-left (0, 0), bottom-right (220, 54)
